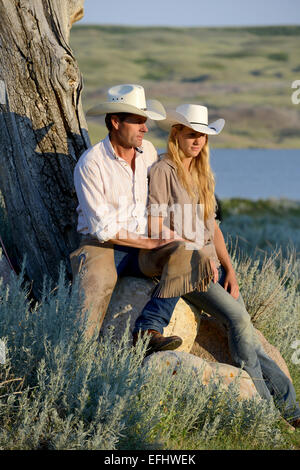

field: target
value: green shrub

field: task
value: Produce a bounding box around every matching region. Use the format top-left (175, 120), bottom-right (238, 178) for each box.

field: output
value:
top-left (267, 52), bottom-right (289, 62)
top-left (230, 247), bottom-right (300, 360)
top-left (220, 199), bottom-right (300, 257)
top-left (1, 197), bottom-right (299, 450)
top-left (0, 261), bottom-right (291, 450)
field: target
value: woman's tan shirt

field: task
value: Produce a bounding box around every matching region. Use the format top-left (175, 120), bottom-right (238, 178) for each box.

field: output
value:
top-left (147, 157), bottom-right (220, 267)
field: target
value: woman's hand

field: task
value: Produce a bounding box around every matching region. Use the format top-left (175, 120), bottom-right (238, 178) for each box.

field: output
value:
top-left (224, 269), bottom-right (239, 299)
top-left (213, 222), bottom-right (239, 298)
top-left (210, 260), bottom-right (219, 284)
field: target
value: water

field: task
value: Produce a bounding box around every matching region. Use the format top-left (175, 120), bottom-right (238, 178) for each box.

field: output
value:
top-left (209, 149), bottom-right (300, 201)
top-left (158, 148), bottom-right (300, 200)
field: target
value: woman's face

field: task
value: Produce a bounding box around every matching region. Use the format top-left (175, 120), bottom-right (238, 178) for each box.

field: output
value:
top-left (176, 126), bottom-right (207, 159)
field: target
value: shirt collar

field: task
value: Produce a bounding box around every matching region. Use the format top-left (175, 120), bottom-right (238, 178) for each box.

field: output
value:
top-left (103, 134), bottom-right (144, 161)
top-left (159, 154), bottom-right (177, 169)
top-left (103, 134), bottom-right (117, 160)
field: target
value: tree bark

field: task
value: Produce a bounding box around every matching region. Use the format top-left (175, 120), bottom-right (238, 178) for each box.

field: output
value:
top-left (0, 0), bottom-right (90, 296)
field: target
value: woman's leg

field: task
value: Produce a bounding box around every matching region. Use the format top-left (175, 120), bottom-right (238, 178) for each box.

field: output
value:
top-left (255, 345), bottom-right (300, 421)
top-left (219, 273), bottom-right (300, 420)
top-left (235, 292), bottom-right (300, 420)
top-left (184, 266), bottom-right (300, 420)
top-left (183, 267), bottom-right (273, 400)
top-left (230, 291), bottom-right (300, 420)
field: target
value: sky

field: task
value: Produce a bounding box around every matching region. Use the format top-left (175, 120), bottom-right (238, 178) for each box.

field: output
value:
top-left (79, 0), bottom-right (300, 27)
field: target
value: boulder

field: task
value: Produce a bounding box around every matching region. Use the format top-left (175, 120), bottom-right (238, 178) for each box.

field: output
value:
top-left (190, 314), bottom-right (292, 382)
top-left (101, 276), bottom-right (200, 351)
top-left (102, 276), bottom-right (292, 383)
top-left (143, 350), bottom-right (259, 400)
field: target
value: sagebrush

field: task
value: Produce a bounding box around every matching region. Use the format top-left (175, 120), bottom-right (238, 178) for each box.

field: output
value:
top-left (0, 247), bottom-right (299, 450)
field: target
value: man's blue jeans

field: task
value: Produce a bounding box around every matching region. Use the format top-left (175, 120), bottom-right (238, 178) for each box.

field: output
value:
top-left (114, 245), bottom-right (179, 335)
top-left (133, 254), bottom-right (300, 423)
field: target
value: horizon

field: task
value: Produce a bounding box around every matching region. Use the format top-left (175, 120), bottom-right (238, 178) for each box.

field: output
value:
top-left (78, 0), bottom-right (300, 28)
top-left (74, 23), bottom-right (300, 29)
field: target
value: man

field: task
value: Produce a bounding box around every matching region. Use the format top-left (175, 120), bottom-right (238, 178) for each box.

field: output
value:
top-left (70, 83), bottom-right (182, 355)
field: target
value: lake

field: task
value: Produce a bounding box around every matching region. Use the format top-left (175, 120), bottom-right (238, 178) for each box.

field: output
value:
top-left (159, 148), bottom-right (300, 200)
top-left (209, 149), bottom-right (300, 201)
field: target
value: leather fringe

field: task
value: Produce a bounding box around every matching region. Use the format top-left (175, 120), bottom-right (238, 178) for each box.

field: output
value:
top-left (151, 261), bottom-right (214, 298)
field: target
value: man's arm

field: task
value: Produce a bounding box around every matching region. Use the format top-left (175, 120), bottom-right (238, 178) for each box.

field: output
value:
top-left (213, 221), bottom-right (239, 299)
top-left (75, 160), bottom-right (175, 250)
top-left (147, 215), bottom-right (185, 242)
top-left (109, 227), bottom-right (176, 250)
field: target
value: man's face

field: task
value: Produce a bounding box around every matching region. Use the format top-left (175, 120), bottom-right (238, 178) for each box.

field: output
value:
top-left (112, 114), bottom-right (148, 148)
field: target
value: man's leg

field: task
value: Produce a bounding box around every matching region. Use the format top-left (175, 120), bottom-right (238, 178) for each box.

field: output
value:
top-left (70, 239), bottom-right (118, 341)
top-left (133, 294), bottom-right (182, 354)
top-left (118, 247), bottom-right (182, 352)
top-left (133, 296), bottom-right (180, 335)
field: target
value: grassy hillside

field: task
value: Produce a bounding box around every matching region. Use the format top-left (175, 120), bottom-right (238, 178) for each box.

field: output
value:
top-left (70, 25), bottom-right (300, 148)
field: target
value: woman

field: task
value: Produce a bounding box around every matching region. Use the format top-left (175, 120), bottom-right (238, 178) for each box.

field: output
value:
top-left (146, 103), bottom-right (300, 428)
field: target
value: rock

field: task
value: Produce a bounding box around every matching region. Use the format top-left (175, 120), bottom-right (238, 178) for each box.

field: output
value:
top-left (102, 276), bottom-right (292, 383)
top-left (163, 299), bottom-right (200, 352)
top-left (143, 350), bottom-right (259, 400)
top-left (191, 314), bottom-right (232, 363)
top-left (102, 276), bottom-right (200, 351)
top-left (191, 314), bottom-right (292, 382)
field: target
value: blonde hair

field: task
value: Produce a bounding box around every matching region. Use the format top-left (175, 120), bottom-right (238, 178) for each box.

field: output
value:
top-left (167, 124), bottom-right (216, 221)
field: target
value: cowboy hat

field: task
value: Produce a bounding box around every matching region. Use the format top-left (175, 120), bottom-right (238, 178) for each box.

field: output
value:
top-left (86, 84), bottom-right (166, 121)
top-left (158, 104), bottom-right (225, 135)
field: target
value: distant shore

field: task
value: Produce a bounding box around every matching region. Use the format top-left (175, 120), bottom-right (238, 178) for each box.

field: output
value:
top-left (70, 25), bottom-right (300, 149)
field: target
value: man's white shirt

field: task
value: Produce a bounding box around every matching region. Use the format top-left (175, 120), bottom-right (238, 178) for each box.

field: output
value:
top-left (74, 135), bottom-right (158, 242)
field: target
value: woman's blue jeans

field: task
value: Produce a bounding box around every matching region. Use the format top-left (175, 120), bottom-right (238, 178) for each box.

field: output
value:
top-left (132, 252), bottom-right (300, 423)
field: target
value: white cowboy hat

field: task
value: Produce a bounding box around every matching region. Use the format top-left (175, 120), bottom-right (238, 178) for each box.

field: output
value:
top-left (86, 84), bottom-right (166, 121)
top-left (158, 104), bottom-right (225, 135)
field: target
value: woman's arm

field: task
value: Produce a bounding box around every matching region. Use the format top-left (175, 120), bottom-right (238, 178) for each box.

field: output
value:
top-left (148, 215), bottom-right (219, 283)
top-left (148, 215), bottom-right (183, 241)
top-left (213, 221), bottom-right (239, 299)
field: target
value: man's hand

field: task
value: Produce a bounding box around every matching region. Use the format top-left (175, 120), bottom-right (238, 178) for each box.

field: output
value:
top-left (110, 228), bottom-right (180, 250)
top-left (144, 236), bottom-right (178, 250)
top-left (224, 269), bottom-right (239, 299)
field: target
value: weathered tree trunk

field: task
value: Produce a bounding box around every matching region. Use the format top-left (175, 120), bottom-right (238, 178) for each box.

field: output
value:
top-left (0, 0), bottom-right (90, 296)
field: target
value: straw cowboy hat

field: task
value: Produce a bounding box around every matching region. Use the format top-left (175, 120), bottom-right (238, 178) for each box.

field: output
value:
top-left (158, 104), bottom-right (225, 135)
top-left (86, 84), bottom-right (166, 121)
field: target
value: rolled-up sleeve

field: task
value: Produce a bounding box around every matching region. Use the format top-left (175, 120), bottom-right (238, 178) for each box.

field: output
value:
top-left (74, 162), bottom-right (121, 242)
top-left (147, 164), bottom-right (170, 217)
